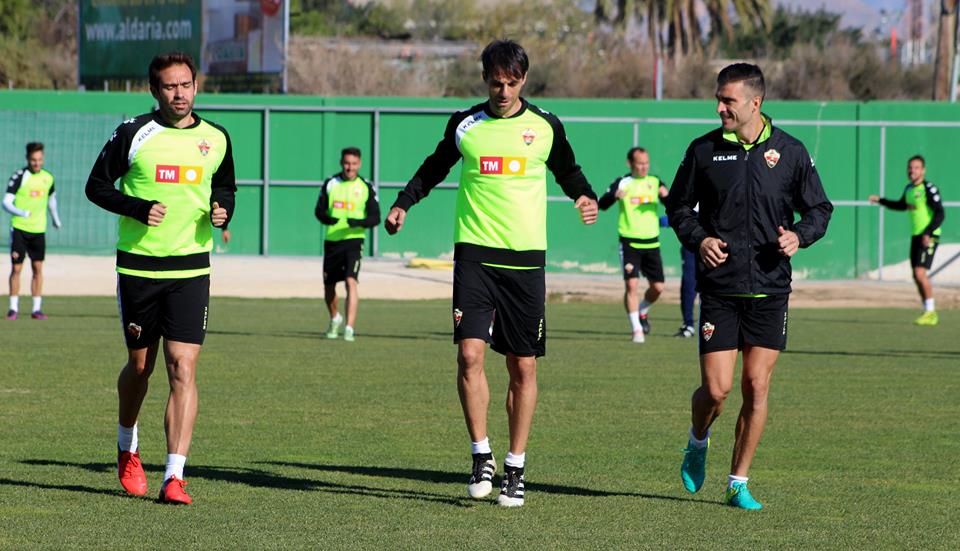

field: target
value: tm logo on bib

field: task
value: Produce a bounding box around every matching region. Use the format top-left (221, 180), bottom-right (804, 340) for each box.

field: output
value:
top-left (156, 165), bottom-right (203, 185)
top-left (479, 156), bottom-right (526, 175)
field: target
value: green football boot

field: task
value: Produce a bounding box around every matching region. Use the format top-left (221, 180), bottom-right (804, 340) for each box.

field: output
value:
top-left (724, 481), bottom-right (763, 510)
top-left (325, 316), bottom-right (343, 339)
top-left (680, 438), bottom-right (709, 493)
top-left (915, 311), bottom-right (939, 326)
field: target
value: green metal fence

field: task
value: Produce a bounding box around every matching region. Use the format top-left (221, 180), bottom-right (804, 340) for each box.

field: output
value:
top-left (1, 90), bottom-right (957, 280)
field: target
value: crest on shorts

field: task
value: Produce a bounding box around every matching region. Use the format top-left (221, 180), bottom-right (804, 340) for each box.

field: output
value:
top-left (453, 308), bottom-right (463, 327)
top-left (522, 128), bottom-right (536, 146)
top-left (701, 322), bottom-right (715, 342)
top-left (197, 138), bottom-right (211, 157)
top-left (764, 148), bottom-right (780, 168)
top-left (624, 263), bottom-right (635, 273)
top-left (127, 323), bottom-right (142, 340)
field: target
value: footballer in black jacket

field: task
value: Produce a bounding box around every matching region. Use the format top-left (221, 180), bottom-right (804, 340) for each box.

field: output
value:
top-left (666, 63), bottom-right (832, 511)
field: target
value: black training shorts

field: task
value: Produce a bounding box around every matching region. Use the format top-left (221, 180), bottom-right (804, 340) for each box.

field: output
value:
top-left (10, 228), bottom-right (45, 264)
top-left (619, 241), bottom-right (664, 282)
top-left (452, 260), bottom-right (546, 358)
top-left (117, 273), bottom-right (210, 349)
top-left (698, 293), bottom-right (789, 354)
top-left (910, 235), bottom-right (939, 270)
top-left (323, 238), bottom-right (363, 284)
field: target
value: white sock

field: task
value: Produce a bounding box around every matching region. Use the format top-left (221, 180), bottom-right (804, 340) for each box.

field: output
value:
top-left (345, 325), bottom-right (354, 332)
top-left (504, 451), bottom-right (525, 469)
top-left (117, 423), bottom-right (138, 452)
top-left (639, 299), bottom-right (652, 316)
top-left (9, 296), bottom-right (18, 312)
top-left (628, 311), bottom-right (641, 332)
top-left (164, 453), bottom-right (187, 482)
top-left (32, 296), bottom-right (42, 312)
top-left (332, 312), bottom-right (343, 322)
top-left (728, 474), bottom-right (749, 489)
top-left (924, 298), bottom-right (935, 312)
top-left (471, 437), bottom-right (492, 455)
top-left (688, 427), bottom-right (709, 448)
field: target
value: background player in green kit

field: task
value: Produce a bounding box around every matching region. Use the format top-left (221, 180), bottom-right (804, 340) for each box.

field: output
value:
top-left (385, 40), bottom-right (598, 507)
top-left (4, 142), bottom-right (62, 320)
top-left (869, 155), bottom-right (945, 326)
top-left (86, 52), bottom-right (236, 505)
top-left (315, 146), bottom-right (380, 342)
top-left (598, 147), bottom-right (668, 343)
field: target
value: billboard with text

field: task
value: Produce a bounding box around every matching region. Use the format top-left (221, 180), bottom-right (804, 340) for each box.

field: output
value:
top-left (79, 0), bottom-right (287, 92)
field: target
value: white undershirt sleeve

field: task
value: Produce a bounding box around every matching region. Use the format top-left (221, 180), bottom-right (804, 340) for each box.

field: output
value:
top-left (2, 192), bottom-right (29, 218)
top-left (47, 193), bottom-right (62, 228)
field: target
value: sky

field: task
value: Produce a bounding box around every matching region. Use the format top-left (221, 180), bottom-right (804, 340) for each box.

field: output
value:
top-left (776, 0), bottom-right (921, 33)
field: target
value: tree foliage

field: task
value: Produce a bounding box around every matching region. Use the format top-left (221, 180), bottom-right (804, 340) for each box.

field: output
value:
top-left (0, 0), bottom-right (75, 89)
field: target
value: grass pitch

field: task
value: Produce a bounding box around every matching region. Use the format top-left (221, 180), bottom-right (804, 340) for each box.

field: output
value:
top-left (0, 297), bottom-right (957, 549)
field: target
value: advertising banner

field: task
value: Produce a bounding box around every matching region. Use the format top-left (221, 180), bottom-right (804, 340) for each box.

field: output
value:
top-left (79, 0), bottom-right (201, 87)
top-left (78, 0), bottom-right (287, 92)
top-left (202, 0), bottom-right (287, 92)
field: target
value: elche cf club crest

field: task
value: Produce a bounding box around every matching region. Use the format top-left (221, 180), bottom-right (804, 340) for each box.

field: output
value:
top-left (197, 138), bottom-right (211, 157)
top-left (453, 308), bottom-right (463, 327)
top-left (701, 322), bottom-right (715, 341)
top-left (764, 148), bottom-right (780, 168)
top-left (522, 128), bottom-right (536, 145)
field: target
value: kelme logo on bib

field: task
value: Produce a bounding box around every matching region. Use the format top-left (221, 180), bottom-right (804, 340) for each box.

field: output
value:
top-left (156, 165), bottom-right (203, 185)
top-left (479, 156), bottom-right (526, 175)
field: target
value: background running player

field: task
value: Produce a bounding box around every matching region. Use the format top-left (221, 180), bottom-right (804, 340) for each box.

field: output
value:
top-left (598, 147), bottom-right (668, 343)
top-left (315, 146), bottom-right (380, 342)
top-left (869, 155), bottom-right (945, 326)
top-left (667, 63), bottom-right (832, 510)
top-left (4, 142), bottom-right (61, 320)
top-left (86, 52), bottom-right (236, 505)
top-left (385, 40), bottom-right (598, 507)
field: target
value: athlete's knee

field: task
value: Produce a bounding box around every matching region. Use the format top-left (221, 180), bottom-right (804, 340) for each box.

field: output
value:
top-left (124, 354), bottom-right (154, 378)
top-left (166, 359), bottom-right (197, 388)
top-left (507, 356), bottom-right (537, 384)
top-left (912, 267), bottom-right (927, 281)
top-left (10, 262), bottom-right (23, 275)
top-left (649, 281), bottom-right (664, 296)
top-left (458, 345), bottom-right (485, 373)
top-left (741, 376), bottom-right (770, 404)
top-left (703, 382), bottom-right (732, 405)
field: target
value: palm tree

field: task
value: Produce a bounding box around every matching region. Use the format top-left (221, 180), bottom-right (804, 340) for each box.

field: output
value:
top-left (593, 0), bottom-right (770, 58)
top-left (932, 0), bottom-right (958, 100)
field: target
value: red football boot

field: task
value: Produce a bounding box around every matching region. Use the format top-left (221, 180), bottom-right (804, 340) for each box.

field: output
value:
top-left (118, 450), bottom-right (148, 496)
top-left (158, 476), bottom-right (192, 505)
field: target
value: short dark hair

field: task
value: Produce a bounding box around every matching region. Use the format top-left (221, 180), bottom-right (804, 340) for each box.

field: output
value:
top-left (341, 147), bottom-right (361, 159)
top-left (481, 39), bottom-right (529, 80)
top-left (26, 142), bottom-right (43, 156)
top-left (149, 52), bottom-right (198, 91)
top-left (627, 147), bottom-right (647, 161)
top-left (908, 154), bottom-right (925, 167)
top-left (717, 63), bottom-right (765, 100)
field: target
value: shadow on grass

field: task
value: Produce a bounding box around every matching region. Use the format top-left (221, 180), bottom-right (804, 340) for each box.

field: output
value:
top-left (260, 461), bottom-right (721, 506)
top-left (206, 329), bottom-right (447, 342)
top-left (48, 313), bottom-right (118, 320)
top-left (0, 477), bottom-right (125, 497)
top-left (784, 349), bottom-right (960, 361)
top-left (17, 459), bottom-right (470, 507)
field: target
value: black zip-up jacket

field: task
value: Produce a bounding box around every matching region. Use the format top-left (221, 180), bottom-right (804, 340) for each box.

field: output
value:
top-left (666, 122), bottom-right (833, 295)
